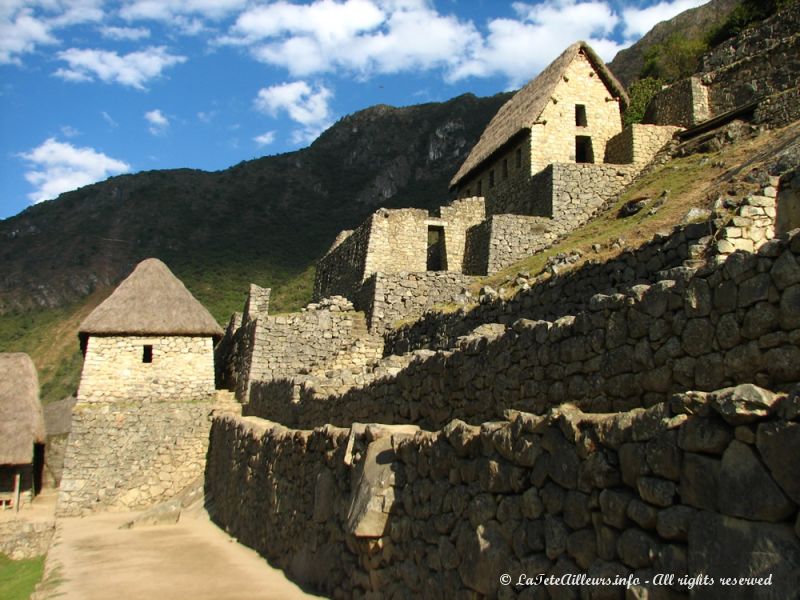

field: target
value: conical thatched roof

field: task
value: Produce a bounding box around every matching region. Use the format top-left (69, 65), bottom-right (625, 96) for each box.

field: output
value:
top-left (79, 258), bottom-right (223, 337)
top-left (450, 41), bottom-right (629, 188)
top-left (0, 353), bottom-right (45, 465)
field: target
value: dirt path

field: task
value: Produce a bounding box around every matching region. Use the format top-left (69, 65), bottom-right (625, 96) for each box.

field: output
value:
top-left (37, 506), bottom-right (324, 600)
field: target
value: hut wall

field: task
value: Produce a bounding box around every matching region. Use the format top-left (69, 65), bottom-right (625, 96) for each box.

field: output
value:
top-left (530, 52), bottom-right (623, 173)
top-left (77, 335), bottom-right (216, 402)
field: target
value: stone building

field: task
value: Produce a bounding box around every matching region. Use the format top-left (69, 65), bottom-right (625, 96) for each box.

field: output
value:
top-left (450, 41), bottom-right (629, 208)
top-left (315, 41), bottom-right (679, 306)
top-left (77, 258), bottom-right (223, 402)
top-left (0, 353), bottom-right (45, 509)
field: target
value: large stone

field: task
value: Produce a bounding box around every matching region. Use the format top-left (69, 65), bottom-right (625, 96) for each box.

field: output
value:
top-left (458, 521), bottom-right (510, 597)
top-left (681, 318), bottom-right (715, 357)
top-left (566, 528), bottom-right (596, 569)
top-left (738, 273), bottom-right (772, 308)
top-left (563, 490), bottom-right (591, 529)
top-left (771, 250), bottom-right (800, 290)
top-left (544, 515), bottom-right (568, 560)
top-left (656, 505), bottom-right (695, 541)
top-left (645, 432), bottom-right (681, 480)
top-left (718, 440), bottom-right (795, 522)
top-left (688, 512), bottom-right (800, 600)
top-left (756, 421), bottom-right (800, 504)
top-left (680, 453), bottom-right (721, 510)
top-left (346, 436), bottom-right (397, 537)
top-left (617, 528), bottom-right (659, 569)
top-left (627, 499), bottom-right (658, 530)
top-left (678, 417), bottom-right (732, 454)
top-left (599, 488), bottom-right (633, 529)
top-left (779, 284), bottom-right (800, 330)
top-left (637, 477), bottom-right (676, 507)
top-left (619, 443), bottom-right (649, 487)
top-left (709, 384), bottom-right (780, 425)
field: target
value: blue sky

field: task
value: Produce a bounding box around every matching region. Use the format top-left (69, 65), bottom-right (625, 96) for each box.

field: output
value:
top-left (0, 0), bottom-right (708, 220)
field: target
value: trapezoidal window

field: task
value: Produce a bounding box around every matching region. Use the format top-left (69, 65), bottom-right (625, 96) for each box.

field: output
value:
top-left (427, 226), bottom-right (447, 272)
top-left (575, 104), bottom-right (588, 127)
top-left (477, 179), bottom-right (482, 195)
top-left (142, 344), bottom-right (153, 363)
top-left (516, 147), bottom-right (522, 168)
top-left (575, 136), bottom-right (594, 164)
top-left (502, 159), bottom-right (509, 179)
top-left (489, 169), bottom-right (495, 188)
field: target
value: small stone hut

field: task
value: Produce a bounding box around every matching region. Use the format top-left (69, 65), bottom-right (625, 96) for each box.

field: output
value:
top-left (450, 40), bottom-right (629, 211)
top-left (77, 258), bottom-right (223, 402)
top-left (0, 353), bottom-right (45, 509)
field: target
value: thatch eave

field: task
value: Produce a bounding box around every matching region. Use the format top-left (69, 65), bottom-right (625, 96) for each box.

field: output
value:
top-left (0, 353), bottom-right (45, 465)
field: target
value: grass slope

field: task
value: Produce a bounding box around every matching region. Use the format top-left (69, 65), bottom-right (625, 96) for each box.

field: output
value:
top-left (0, 554), bottom-right (45, 600)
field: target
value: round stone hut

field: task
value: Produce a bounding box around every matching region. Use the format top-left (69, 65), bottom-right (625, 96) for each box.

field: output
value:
top-left (0, 353), bottom-right (45, 509)
top-left (77, 258), bottom-right (223, 402)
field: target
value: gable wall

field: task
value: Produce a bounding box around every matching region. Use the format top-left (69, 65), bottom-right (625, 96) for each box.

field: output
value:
top-left (531, 52), bottom-right (623, 173)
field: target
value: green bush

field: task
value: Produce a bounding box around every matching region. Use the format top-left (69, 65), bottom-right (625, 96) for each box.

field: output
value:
top-left (641, 34), bottom-right (708, 83)
top-left (624, 77), bottom-right (665, 126)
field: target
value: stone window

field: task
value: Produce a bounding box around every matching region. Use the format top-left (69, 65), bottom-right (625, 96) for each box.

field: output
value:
top-left (575, 104), bottom-right (588, 127)
top-left (477, 179), bottom-right (482, 195)
top-left (516, 148), bottom-right (522, 168)
top-left (142, 344), bottom-right (153, 363)
top-left (575, 136), bottom-right (594, 163)
top-left (502, 159), bottom-right (508, 179)
top-left (489, 169), bottom-right (495, 188)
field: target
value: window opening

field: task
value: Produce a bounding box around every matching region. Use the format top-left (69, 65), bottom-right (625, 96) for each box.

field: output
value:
top-left (143, 344), bottom-right (153, 363)
top-left (575, 104), bottom-right (588, 127)
top-left (575, 136), bottom-right (594, 163)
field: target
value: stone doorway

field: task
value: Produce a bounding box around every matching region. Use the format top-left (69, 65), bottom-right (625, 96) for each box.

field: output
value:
top-left (427, 226), bottom-right (447, 271)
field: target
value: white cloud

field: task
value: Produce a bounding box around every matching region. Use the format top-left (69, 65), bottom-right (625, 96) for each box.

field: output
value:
top-left (253, 131), bottom-right (276, 146)
top-left (144, 109), bottom-right (169, 135)
top-left (621, 0), bottom-right (708, 39)
top-left (120, 0), bottom-right (248, 23)
top-left (254, 80), bottom-right (334, 144)
top-left (54, 46), bottom-right (187, 89)
top-left (0, 11), bottom-right (56, 64)
top-left (197, 110), bottom-right (217, 123)
top-left (448, 0), bottom-right (623, 85)
top-left (99, 25), bottom-right (151, 41)
top-left (0, 0), bottom-right (104, 64)
top-left (221, 0), bottom-right (479, 78)
top-left (20, 137), bottom-right (130, 203)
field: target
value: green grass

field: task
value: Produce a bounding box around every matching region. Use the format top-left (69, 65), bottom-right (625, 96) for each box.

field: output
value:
top-left (0, 554), bottom-right (45, 600)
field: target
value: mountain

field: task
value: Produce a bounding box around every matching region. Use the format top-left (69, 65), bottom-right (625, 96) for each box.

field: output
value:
top-left (0, 92), bottom-right (511, 321)
top-left (608, 0), bottom-right (740, 87)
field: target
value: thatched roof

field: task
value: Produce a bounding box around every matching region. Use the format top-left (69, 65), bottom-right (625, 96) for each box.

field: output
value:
top-left (450, 41), bottom-right (629, 188)
top-left (0, 353), bottom-right (45, 465)
top-left (80, 258), bottom-right (224, 338)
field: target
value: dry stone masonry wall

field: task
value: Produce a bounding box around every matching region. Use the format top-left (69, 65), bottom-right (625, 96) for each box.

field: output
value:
top-left (57, 399), bottom-right (214, 516)
top-left (0, 519), bottom-right (55, 560)
top-left (644, 78), bottom-right (711, 128)
top-left (207, 385), bottom-right (800, 600)
top-left (246, 230), bottom-right (800, 431)
top-left (605, 125), bottom-right (683, 165)
top-left (78, 335), bottom-right (216, 402)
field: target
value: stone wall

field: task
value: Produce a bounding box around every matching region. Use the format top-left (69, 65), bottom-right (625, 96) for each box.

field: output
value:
top-left (776, 170), bottom-right (800, 235)
top-left (438, 197), bottom-right (486, 273)
top-left (702, 3), bottom-right (800, 116)
top-left (755, 86), bottom-right (800, 129)
top-left (57, 399), bottom-right (213, 516)
top-left (644, 78), bottom-right (710, 128)
top-left (0, 519), bottom-right (55, 560)
top-left (314, 215), bottom-right (374, 302)
top-left (247, 230), bottom-right (800, 431)
top-left (367, 208), bottom-right (429, 275)
top-left (388, 220), bottom-right (712, 356)
top-left (359, 271), bottom-right (474, 333)
top-left (605, 125), bottom-right (682, 165)
top-left (231, 299), bottom-right (381, 402)
top-left (482, 214), bottom-right (553, 275)
top-left (714, 193), bottom-right (777, 258)
top-left (206, 389), bottom-right (800, 599)
top-left (77, 335), bottom-right (216, 402)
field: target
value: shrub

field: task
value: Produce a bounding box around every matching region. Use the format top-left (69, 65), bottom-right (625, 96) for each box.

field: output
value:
top-left (624, 77), bottom-right (665, 126)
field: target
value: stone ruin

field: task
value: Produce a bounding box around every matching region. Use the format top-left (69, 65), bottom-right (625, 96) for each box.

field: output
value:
top-left (208, 21), bottom-right (800, 599)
